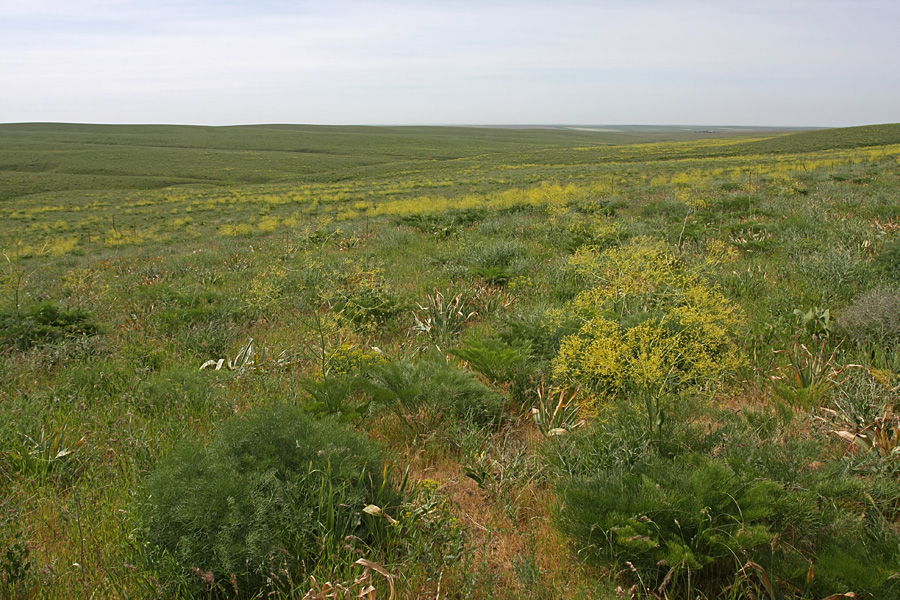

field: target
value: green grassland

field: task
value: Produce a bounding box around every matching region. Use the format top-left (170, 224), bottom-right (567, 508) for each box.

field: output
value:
top-left (2, 122), bottom-right (900, 599)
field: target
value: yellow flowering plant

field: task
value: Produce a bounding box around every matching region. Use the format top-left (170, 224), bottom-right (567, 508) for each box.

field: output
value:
top-left (554, 237), bottom-right (744, 430)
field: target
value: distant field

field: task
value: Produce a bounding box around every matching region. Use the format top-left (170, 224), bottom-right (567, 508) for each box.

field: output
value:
top-left (0, 122), bottom-right (785, 200)
top-left (3, 122), bottom-right (900, 600)
top-left (5, 122), bottom-right (899, 260)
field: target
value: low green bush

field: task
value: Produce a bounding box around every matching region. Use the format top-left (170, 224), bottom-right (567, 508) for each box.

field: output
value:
top-left (641, 198), bottom-right (691, 220)
top-left (365, 353), bottom-right (505, 435)
top-left (451, 337), bottom-right (528, 386)
top-left (546, 214), bottom-right (627, 254)
top-left (337, 283), bottom-right (403, 326)
top-left (874, 237), bottom-right (900, 281)
top-left (0, 301), bottom-right (101, 350)
top-left (793, 248), bottom-right (867, 306)
top-left (499, 306), bottom-right (580, 364)
top-left (451, 335), bottom-right (536, 406)
top-left (0, 517), bottom-right (32, 598)
top-left (553, 406), bottom-right (900, 599)
top-left (140, 404), bottom-right (399, 597)
top-left (301, 373), bottom-right (373, 423)
top-left (560, 452), bottom-right (780, 591)
top-left (131, 368), bottom-right (223, 417)
top-left (397, 208), bottom-right (486, 238)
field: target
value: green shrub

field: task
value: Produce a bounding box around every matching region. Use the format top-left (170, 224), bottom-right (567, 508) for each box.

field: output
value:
top-left (571, 197), bottom-right (626, 217)
top-left (793, 248), bottom-right (867, 306)
top-left (450, 337), bottom-right (528, 386)
top-left (553, 407), bottom-right (900, 599)
top-left (397, 208), bottom-right (486, 238)
top-left (141, 404), bottom-right (398, 597)
top-left (153, 297), bottom-right (235, 324)
top-left (874, 237), bottom-right (900, 281)
top-left (547, 215), bottom-right (626, 254)
top-left (0, 519), bottom-right (32, 597)
top-left (63, 358), bottom-right (133, 405)
top-left (0, 301), bottom-right (101, 350)
top-left (131, 368), bottom-right (223, 417)
top-left (301, 374), bottom-right (373, 423)
top-left (641, 198), bottom-right (690, 220)
top-left (499, 306), bottom-right (580, 364)
top-left (451, 336), bottom-right (535, 405)
top-left (365, 353), bottom-right (505, 435)
top-left (31, 333), bottom-right (110, 369)
top-left (337, 283), bottom-right (403, 326)
top-left (154, 294), bottom-right (243, 360)
top-left (559, 452), bottom-right (779, 592)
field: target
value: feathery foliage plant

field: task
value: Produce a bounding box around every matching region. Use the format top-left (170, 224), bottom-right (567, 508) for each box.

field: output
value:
top-left (141, 404), bottom-right (399, 597)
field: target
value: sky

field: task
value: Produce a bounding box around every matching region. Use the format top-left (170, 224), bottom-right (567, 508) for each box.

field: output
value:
top-left (1, 0), bottom-right (898, 127)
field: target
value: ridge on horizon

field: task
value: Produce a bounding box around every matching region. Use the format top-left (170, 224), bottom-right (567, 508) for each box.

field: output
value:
top-left (1, 121), bottom-right (826, 131)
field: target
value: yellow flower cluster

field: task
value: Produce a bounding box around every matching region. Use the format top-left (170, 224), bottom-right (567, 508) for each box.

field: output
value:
top-left (244, 264), bottom-right (288, 313)
top-left (326, 343), bottom-right (388, 376)
top-left (554, 237), bottom-right (744, 399)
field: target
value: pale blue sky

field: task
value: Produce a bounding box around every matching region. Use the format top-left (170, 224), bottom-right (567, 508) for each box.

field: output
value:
top-left (1, 0), bottom-right (897, 126)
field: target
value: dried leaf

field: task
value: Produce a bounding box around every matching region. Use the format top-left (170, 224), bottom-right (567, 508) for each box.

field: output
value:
top-left (833, 430), bottom-right (858, 443)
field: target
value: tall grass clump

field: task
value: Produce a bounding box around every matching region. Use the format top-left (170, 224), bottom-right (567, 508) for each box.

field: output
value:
top-left (140, 404), bottom-right (400, 597)
top-left (464, 238), bottom-right (527, 285)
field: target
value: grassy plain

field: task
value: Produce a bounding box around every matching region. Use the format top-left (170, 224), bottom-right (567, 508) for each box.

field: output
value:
top-left (2, 122), bottom-right (900, 599)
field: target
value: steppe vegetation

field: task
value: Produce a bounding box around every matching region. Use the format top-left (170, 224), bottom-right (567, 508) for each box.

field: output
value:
top-left (2, 122), bottom-right (900, 599)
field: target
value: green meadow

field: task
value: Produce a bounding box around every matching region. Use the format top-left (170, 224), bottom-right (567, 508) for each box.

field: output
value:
top-left (2, 122), bottom-right (900, 599)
